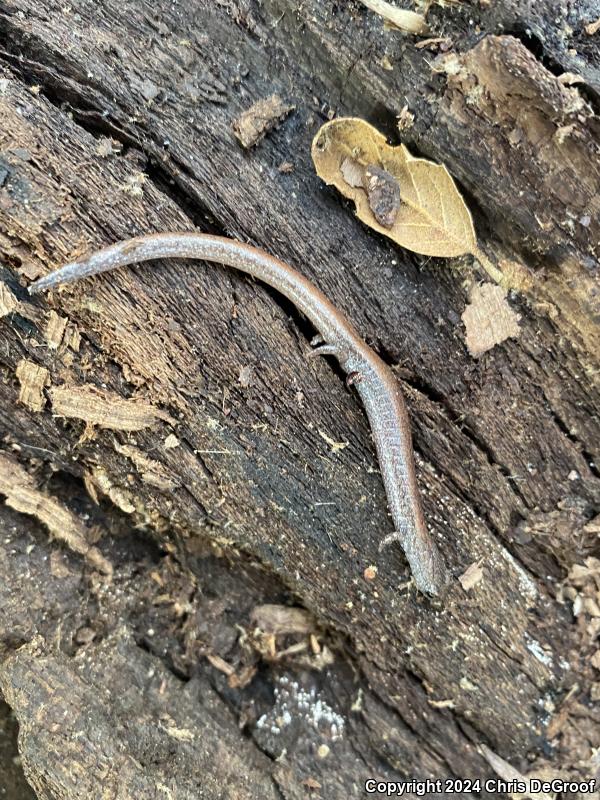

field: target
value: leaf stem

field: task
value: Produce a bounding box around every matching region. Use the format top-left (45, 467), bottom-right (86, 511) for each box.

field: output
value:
top-left (472, 248), bottom-right (505, 285)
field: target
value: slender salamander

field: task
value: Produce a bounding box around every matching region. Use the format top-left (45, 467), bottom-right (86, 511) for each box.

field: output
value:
top-left (29, 232), bottom-right (449, 596)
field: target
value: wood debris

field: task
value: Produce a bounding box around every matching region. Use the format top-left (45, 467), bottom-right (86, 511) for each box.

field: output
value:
top-left (50, 550), bottom-right (72, 578)
top-left (164, 433), bottom-right (180, 449)
top-left (45, 309), bottom-right (68, 349)
top-left (250, 604), bottom-right (334, 670)
top-left (121, 172), bottom-right (146, 197)
top-left (414, 36), bottom-right (451, 50)
top-left (0, 282), bottom-right (18, 316)
top-left (478, 744), bottom-right (558, 800)
top-left (584, 17), bottom-right (600, 36)
top-left (49, 384), bottom-right (174, 431)
top-left (302, 777), bottom-right (322, 791)
top-left (364, 164), bottom-right (401, 227)
top-left (238, 364), bottom-right (254, 388)
top-left (96, 137), bottom-right (122, 157)
top-left (462, 284), bottom-right (521, 357)
top-left (16, 359), bottom-right (49, 412)
top-left (558, 557), bottom-right (600, 650)
top-left (318, 429), bottom-right (348, 452)
top-left (232, 94), bottom-right (295, 149)
top-left (557, 72), bottom-right (584, 86)
top-left (340, 157), bottom-right (364, 188)
top-left (459, 560), bottom-right (484, 591)
top-left (64, 323), bottom-right (82, 352)
top-left (227, 664), bottom-right (257, 690)
top-left (339, 156), bottom-right (402, 227)
top-left (206, 653), bottom-right (235, 676)
top-left (358, 0), bottom-right (428, 35)
top-left (251, 604), bottom-right (314, 636)
top-left (0, 452), bottom-right (112, 575)
top-left (114, 442), bottom-right (180, 490)
top-left (397, 104), bottom-right (415, 130)
top-left (84, 466), bottom-right (136, 514)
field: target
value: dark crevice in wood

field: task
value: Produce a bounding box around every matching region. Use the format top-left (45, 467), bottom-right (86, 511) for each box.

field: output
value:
top-left (368, 669), bottom-right (473, 781)
top-left (64, 108), bottom-right (219, 236)
top-left (0, 700), bottom-right (36, 800)
top-left (134, 633), bottom-right (192, 683)
top-left (504, 24), bottom-right (565, 76)
top-left (539, 392), bottom-right (600, 481)
top-left (0, 44), bottom-right (101, 114)
top-left (0, 15), bottom-right (220, 235)
top-left (504, 23), bottom-right (600, 111)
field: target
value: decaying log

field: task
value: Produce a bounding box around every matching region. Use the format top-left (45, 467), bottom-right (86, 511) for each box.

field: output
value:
top-left (0, 0), bottom-right (599, 797)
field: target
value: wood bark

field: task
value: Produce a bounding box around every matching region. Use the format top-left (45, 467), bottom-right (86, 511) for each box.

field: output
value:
top-left (0, 0), bottom-right (599, 797)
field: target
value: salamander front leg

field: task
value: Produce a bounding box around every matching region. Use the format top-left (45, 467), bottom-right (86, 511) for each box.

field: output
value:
top-left (307, 344), bottom-right (339, 359)
top-left (379, 531), bottom-right (402, 551)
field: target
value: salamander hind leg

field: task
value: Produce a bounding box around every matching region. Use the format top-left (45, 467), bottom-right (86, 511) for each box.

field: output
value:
top-left (345, 371), bottom-right (364, 387)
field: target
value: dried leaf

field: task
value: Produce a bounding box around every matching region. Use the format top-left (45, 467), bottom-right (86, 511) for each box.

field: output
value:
top-left (462, 284), bottom-right (521, 357)
top-left (312, 117), bottom-right (505, 283)
top-left (312, 117), bottom-right (476, 258)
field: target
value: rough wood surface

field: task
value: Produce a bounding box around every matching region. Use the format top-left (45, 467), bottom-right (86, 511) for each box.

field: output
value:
top-left (0, 0), bottom-right (599, 797)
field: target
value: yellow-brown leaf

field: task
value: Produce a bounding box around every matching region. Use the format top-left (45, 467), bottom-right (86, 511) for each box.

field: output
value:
top-left (312, 117), bottom-right (477, 258)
